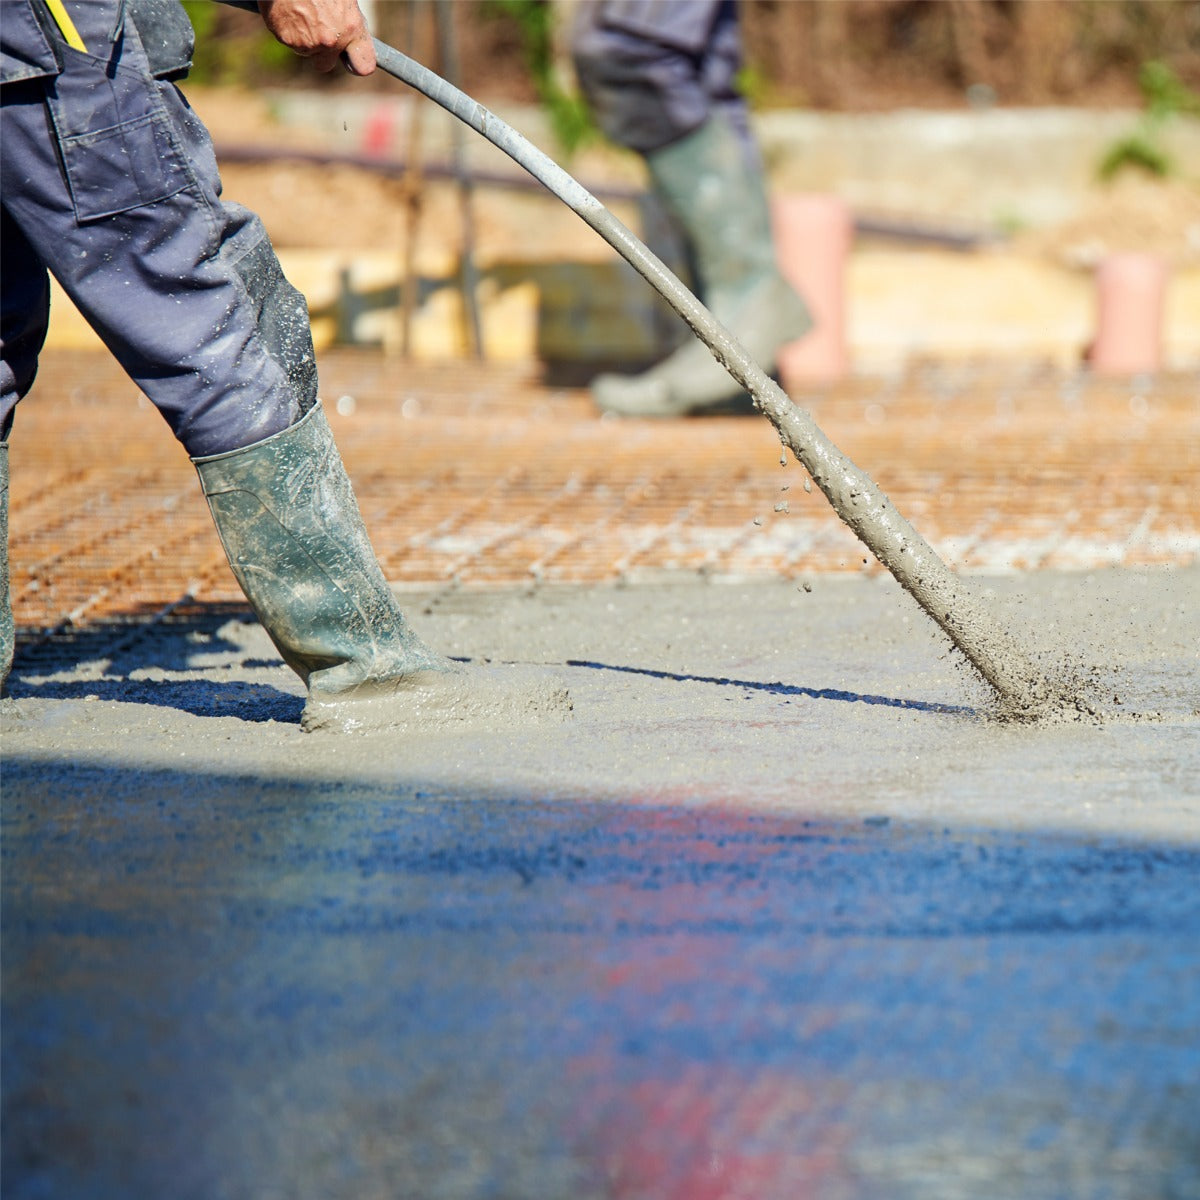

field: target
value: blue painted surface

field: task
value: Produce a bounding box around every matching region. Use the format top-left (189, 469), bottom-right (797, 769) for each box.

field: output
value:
top-left (4, 757), bottom-right (1199, 1199)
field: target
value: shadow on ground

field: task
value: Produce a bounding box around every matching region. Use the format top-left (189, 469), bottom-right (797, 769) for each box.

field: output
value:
top-left (9, 606), bottom-right (303, 723)
top-left (4, 754), bottom-right (1199, 1200)
top-left (566, 658), bottom-right (977, 716)
top-left (8, 606), bottom-right (973, 725)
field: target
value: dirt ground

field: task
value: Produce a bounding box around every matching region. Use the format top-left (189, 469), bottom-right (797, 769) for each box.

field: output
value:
top-left (1015, 171), bottom-right (1200, 268)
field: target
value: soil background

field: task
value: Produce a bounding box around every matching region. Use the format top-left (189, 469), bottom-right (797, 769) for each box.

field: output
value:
top-left (183, 1), bottom-right (1200, 267)
top-left (198, 0), bottom-right (1200, 112)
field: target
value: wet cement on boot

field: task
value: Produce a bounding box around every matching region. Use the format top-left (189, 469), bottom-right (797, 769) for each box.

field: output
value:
top-left (301, 661), bottom-right (573, 734)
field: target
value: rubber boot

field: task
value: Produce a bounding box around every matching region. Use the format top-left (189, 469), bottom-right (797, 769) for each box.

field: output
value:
top-left (1, 442), bottom-right (12, 697)
top-left (193, 404), bottom-right (569, 732)
top-left (591, 113), bottom-right (811, 417)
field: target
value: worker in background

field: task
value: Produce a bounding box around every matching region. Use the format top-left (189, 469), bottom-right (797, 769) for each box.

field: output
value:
top-left (0, 0), bottom-right (564, 729)
top-left (571, 0), bottom-right (811, 417)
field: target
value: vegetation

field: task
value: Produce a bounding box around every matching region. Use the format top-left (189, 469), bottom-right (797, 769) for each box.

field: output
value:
top-left (176, 0), bottom-right (1200, 120)
top-left (179, 1), bottom-right (298, 84)
top-left (1098, 60), bottom-right (1200, 180)
top-left (739, 0), bottom-right (1200, 111)
top-left (482, 0), bottom-right (596, 154)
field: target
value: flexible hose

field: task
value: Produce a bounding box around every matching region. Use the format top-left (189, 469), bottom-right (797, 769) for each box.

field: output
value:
top-left (369, 37), bottom-right (1051, 714)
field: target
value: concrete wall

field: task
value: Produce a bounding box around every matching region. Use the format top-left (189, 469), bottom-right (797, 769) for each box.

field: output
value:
top-left (759, 108), bottom-right (1200, 229)
top-left (265, 91), bottom-right (1200, 229)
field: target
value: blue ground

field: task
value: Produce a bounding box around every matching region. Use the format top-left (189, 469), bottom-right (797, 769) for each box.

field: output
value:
top-left (4, 756), bottom-right (1198, 1200)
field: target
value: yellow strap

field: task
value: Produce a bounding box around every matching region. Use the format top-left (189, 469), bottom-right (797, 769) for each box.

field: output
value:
top-left (43, 0), bottom-right (88, 54)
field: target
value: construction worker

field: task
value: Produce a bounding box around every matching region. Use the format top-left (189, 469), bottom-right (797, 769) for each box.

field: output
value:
top-left (0, 0), bottom-right (564, 730)
top-left (571, 0), bottom-right (811, 417)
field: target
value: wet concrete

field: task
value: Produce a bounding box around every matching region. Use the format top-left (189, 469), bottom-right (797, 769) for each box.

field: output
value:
top-left (3, 570), bottom-right (1199, 1198)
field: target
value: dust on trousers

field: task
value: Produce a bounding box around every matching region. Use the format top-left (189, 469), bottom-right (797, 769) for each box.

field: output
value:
top-left (0, 0), bottom-right (315, 456)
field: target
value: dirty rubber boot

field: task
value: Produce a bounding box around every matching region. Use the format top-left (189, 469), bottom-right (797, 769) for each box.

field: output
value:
top-left (193, 404), bottom-right (570, 732)
top-left (591, 113), bottom-right (812, 418)
top-left (1, 442), bottom-right (12, 697)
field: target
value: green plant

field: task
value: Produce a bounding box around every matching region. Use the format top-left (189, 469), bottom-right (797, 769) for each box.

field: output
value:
top-left (1140, 59), bottom-right (1200, 120)
top-left (484, 0), bottom-right (596, 155)
top-left (179, 0), bottom-right (221, 83)
top-left (734, 63), bottom-right (771, 111)
top-left (1099, 60), bottom-right (1200, 181)
top-left (1097, 133), bottom-right (1173, 181)
top-left (180, 0), bottom-right (301, 85)
top-left (992, 208), bottom-right (1029, 237)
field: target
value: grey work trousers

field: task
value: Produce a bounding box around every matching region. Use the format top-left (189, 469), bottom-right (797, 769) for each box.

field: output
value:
top-left (0, 3), bottom-right (315, 456)
top-left (571, 0), bottom-right (756, 161)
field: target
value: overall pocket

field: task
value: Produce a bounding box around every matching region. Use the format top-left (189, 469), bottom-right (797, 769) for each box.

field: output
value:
top-left (45, 39), bottom-right (188, 221)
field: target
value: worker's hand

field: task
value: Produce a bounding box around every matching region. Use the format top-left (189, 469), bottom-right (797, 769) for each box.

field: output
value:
top-left (257, 0), bottom-right (376, 76)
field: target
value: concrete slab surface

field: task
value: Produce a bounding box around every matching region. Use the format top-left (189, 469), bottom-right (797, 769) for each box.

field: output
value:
top-left (3, 352), bottom-right (1199, 1199)
top-left (5, 569), bottom-right (1200, 1199)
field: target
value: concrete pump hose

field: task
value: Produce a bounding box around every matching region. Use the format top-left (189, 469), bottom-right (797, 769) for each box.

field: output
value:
top-left (370, 36), bottom-right (1052, 716)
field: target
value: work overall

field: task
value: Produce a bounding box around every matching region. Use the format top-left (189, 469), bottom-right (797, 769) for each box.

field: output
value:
top-left (0, 0), bottom-right (314, 454)
top-left (571, 0), bottom-right (754, 162)
top-left (0, 0), bottom-right (474, 725)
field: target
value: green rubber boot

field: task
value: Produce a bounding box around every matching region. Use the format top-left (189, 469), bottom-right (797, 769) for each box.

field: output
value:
top-left (194, 404), bottom-right (569, 732)
top-left (592, 113), bottom-right (811, 417)
top-left (1, 442), bottom-right (12, 697)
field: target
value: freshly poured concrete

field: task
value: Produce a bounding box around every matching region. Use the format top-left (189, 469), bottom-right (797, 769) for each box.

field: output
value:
top-left (5, 568), bottom-right (1197, 833)
top-left (4, 569), bottom-right (1199, 1198)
